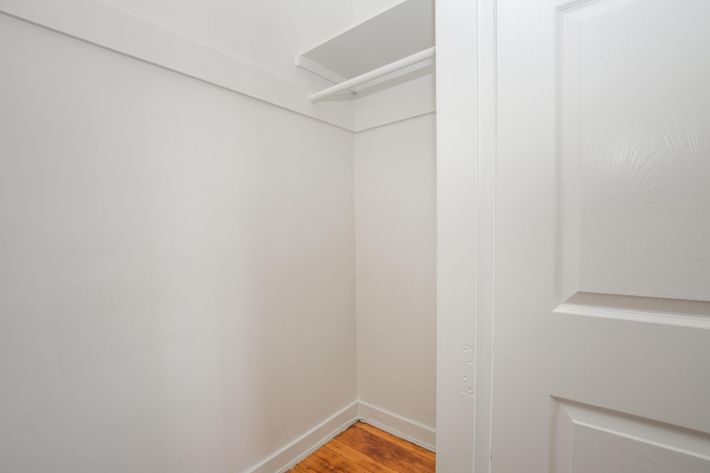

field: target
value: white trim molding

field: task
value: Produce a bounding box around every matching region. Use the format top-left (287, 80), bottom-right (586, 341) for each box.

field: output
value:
top-left (472, 2), bottom-right (497, 473)
top-left (0, 0), bottom-right (437, 133)
top-left (245, 401), bottom-right (359, 473)
top-left (243, 400), bottom-right (436, 473)
top-left (435, 0), bottom-right (496, 471)
top-left (358, 401), bottom-right (436, 452)
top-left (0, 0), bottom-right (354, 130)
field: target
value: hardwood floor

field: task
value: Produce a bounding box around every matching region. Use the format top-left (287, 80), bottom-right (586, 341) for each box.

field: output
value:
top-left (290, 421), bottom-right (435, 472)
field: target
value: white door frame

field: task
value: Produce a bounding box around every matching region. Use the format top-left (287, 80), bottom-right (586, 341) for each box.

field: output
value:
top-left (435, 0), bottom-right (496, 471)
top-left (438, 0), bottom-right (710, 471)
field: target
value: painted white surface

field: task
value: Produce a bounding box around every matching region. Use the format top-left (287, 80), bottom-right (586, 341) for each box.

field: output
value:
top-left (0, 0), bottom-right (354, 130)
top-left (353, 0), bottom-right (407, 22)
top-left (434, 0), bottom-right (481, 471)
top-left (490, 0), bottom-right (710, 471)
top-left (0, 13), bottom-right (356, 473)
top-left (309, 47), bottom-right (435, 102)
top-left (103, 0), bottom-right (353, 91)
top-left (250, 402), bottom-right (359, 473)
top-left (243, 398), bottom-right (437, 473)
top-left (354, 113), bottom-right (437, 440)
top-left (251, 399), bottom-right (435, 473)
top-left (358, 400), bottom-right (436, 452)
top-left (0, 1), bottom-right (437, 130)
top-left (300, 0), bottom-right (434, 80)
top-left (354, 70), bottom-right (436, 132)
top-left (566, 0), bottom-right (710, 302)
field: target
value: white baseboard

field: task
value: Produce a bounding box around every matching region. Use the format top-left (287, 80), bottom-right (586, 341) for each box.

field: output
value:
top-left (244, 399), bottom-right (436, 473)
top-left (245, 401), bottom-right (359, 473)
top-left (358, 400), bottom-right (436, 452)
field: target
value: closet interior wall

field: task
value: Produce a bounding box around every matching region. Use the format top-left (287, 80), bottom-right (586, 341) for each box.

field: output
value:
top-left (0, 1), bottom-right (436, 471)
top-left (0, 7), bottom-right (356, 473)
top-left (349, 1), bottom-right (437, 446)
top-left (354, 112), bottom-right (437, 437)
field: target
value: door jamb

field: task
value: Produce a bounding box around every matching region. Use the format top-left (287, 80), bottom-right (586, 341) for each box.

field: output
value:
top-left (435, 0), bottom-right (497, 471)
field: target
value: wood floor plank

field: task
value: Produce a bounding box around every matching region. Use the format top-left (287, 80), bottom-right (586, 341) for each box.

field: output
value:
top-left (355, 423), bottom-right (435, 463)
top-left (335, 423), bottom-right (435, 473)
top-left (290, 422), bottom-right (435, 473)
top-left (324, 440), bottom-right (400, 473)
top-left (295, 445), bottom-right (372, 472)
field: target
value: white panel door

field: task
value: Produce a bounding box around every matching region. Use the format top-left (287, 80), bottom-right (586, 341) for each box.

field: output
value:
top-left (491, 0), bottom-right (710, 471)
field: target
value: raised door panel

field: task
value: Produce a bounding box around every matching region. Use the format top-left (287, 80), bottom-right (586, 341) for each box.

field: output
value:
top-left (559, 0), bottom-right (710, 303)
top-left (491, 0), bottom-right (710, 472)
top-left (553, 400), bottom-right (710, 473)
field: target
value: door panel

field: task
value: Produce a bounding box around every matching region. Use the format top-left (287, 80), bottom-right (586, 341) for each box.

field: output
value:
top-left (560, 0), bottom-right (710, 303)
top-left (492, 0), bottom-right (710, 471)
top-left (553, 400), bottom-right (710, 473)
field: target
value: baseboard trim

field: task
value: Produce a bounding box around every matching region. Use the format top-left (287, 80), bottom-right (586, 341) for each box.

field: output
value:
top-left (358, 400), bottom-right (436, 452)
top-left (245, 401), bottom-right (359, 473)
top-left (243, 399), bottom-right (436, 473)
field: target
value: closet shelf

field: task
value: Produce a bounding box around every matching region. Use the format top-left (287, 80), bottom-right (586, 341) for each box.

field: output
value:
top-left (297, 0), bottom-right (434, 102)
top-left (308, 46), bottom-right (435, 102)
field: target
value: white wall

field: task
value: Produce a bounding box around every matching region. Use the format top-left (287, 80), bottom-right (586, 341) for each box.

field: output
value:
top-left (354, 113), bottom-right (437, 434)
top-left (353, 0), bottom-right (406, 21)
top-left (0, 12), bottom-right (355, 473)
top-left (354, 72), bottom-right (436, 132)
top-left (103, 0), bottom-right (353, 91)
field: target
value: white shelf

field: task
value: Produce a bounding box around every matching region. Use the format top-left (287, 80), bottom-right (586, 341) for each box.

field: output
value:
top-left (297, 0), bottom-right (434, 99)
